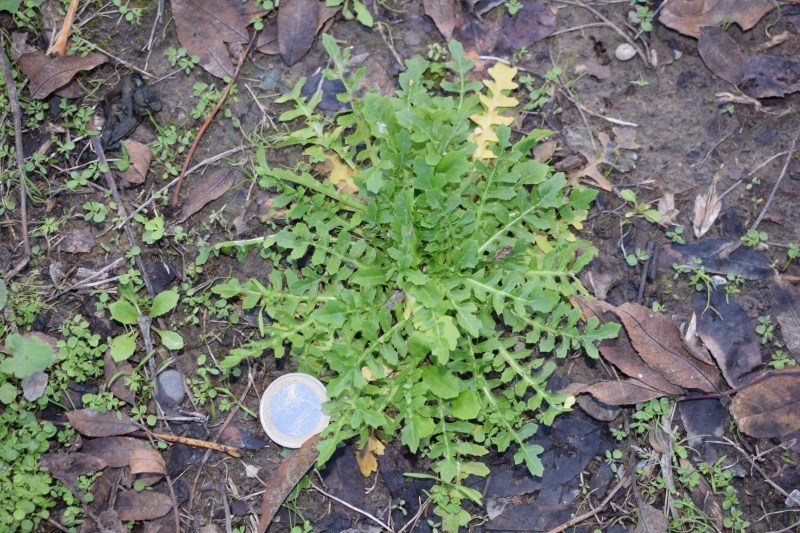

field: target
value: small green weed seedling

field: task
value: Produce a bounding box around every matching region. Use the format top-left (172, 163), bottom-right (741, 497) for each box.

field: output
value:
top-left (164, 47), bottom-right (200, 75)
top-left (620, 189), bottom-right (661, 224)
top-left (768, 350), bottom-right (797, 370)
top-left (108, 283), bottom-right (184, 362)
top-left (206, 38), bottom-right (618, 531)
top-left (625, 247), bottom-right (649, 267)
top-left (741, 228), bottom-right (768, 248)
top-left (629, 0), bottom-right (655, 32)
top-left (665, 225), bottom-right (685, 244)
top-left (755, 315), bottom-right (774, 345)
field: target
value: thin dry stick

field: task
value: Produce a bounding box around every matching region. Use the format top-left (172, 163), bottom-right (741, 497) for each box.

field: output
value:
top-left (545, 469), bottom-right (631, 533)
top-left (0, 40), bottom-right (31, 259)
top-left (396, 498), bottom-right (432, 533)
top-left (308, 482), bottom-right (393, 532)
top-left (171, 31), bottom-right (258, 208)
top-left (710, 437), bottom-right (795, 502)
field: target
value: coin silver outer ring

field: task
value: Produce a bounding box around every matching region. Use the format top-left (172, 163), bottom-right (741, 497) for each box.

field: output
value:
top-left (259, 373), bottom-right (331, 448)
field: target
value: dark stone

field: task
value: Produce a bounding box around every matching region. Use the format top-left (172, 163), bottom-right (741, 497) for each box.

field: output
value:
top-left (156, 369), bottom-right (185, 407)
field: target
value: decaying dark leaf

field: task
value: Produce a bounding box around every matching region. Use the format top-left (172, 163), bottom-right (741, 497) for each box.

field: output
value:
top-left (67, 409), bottom-right (139, 437)
top-left (40, 452), bottom-right (107, 496)
top-left (219, 426), bottom-right (268, 451)
top-left (18, 51), bottom-right (106, 99)
top-left (771, 277), bottom-right (800, 359)
top-left (699, 26), bottom-right (800, 98)
top-left (257, 435), bottom-right (320, 532)
top-left (115, 490), bottom-right (173, 521)
top-left (424, 0), bottom-right (455, 41)
top-left (694, 290), bottom-right (761, 388)
top-left (730, 374), bottom-right (800, 438)
top-left (614, 303), bottom-right (721, 393)
top-left (278, 0), bottom-right (319, 66)
top-left (179, 168), bottom-right (238, 222)
top-left (678, 398), bottom-right (724, 448)
top-left (659, 238), bottom-right (773, 280)
top-left (171, 0), bottom-right (249, 79)
top-left (502, 0), bottom-right (556, 49)
top-left (661, 0), bottom-right (781, 38)
top-left (257, 3), bottom-right (337, 56)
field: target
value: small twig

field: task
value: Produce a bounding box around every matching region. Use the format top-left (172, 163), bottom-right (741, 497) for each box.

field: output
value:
top-left (691, 130), bottom-right (735, 168)
top-left (396, 498), bottom-right (432, 533)
top-left (75, 38), bottom-right (156, 78)
top-left (129, 430), bottom-right (243, 458)
top-left (171, 31), bottom-right (258, 208)
top-left (546, 469), bottom-right (631, 533)
top-left (308, 482), bottom-right (393, 532)
top-left (144, 0), bottom-right (165, 54)
top-left (0, 39), bottom-right (31, 259)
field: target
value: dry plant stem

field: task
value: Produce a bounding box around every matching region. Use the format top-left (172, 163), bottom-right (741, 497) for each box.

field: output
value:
top-left (546, 469), bottom-right (631, 533)
top-left (769, 519), bottom-right (800, 533)
top-left (51, 0), bottom-right (79, 56)
top-left (80, 40), bottom-right (156, 78)
top-left (221, 478), bottom-right (233, 533)
top-left (129, 430), bottom-right (243, 458)
top-left (684, 369), bottom-right (800, 401)
top-left (171, 31), bottom-right (258, 208)
top-left (46, 256), bottom-right (126, 301)
top-left (0, 42), bottom-right (31, 259)
top-left (141, 428), bottom-right (181, 531)
top-left (396, 498), bottom-right (432, 533)
top-left (144, 0), bottom-right (165, 55)
top-left (308, 482), bottom-right (393, 532)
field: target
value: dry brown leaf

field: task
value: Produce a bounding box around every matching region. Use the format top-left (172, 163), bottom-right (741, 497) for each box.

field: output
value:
top-left (180, 168), bottom-right (238, 222)
top-left (355, 434), bottom-right (385, 476)
top-left (661, 0), bottom-right (783, 38)
top-left (257, 4), bottom-right (337, 56)
top-left (561, 379), bottom-right (666, 405)
top-left (120, 140), bottom-right (152, 185)
top-left (730, 374), bottom-right (800, 438)
top-left (67, 409), bottom-right (139, 438)
top-left (171, 0), bottom-right (249, 79)
top-left (575, 298), bottom-right (685, 395)
top-left (633, 501), bottom-right (669, 533)
top-left (115, 490), bottom-right (173, 521)
top-left (698, 26), bottom-right (744, 85)
top-left (18, 51), bottom-right (106, 100)
top-left (81, 436), bottom-right (165, 475)
top-left (693, 178), bottom-right (722, 238)
top-left (657, 192), bottom-right (677, 227)
top-left (502, 0), bottom-right (556, 49)
top-left (533, 139), bottom-right (557, 163)
top-left (424, 0), bottom-right (455, 41)
top-left (278, 0), bottom-right (319, 66)
top-left (40, 452), bottom-right (108, 496)
top-left (615, 302), bottom-right (722, 393)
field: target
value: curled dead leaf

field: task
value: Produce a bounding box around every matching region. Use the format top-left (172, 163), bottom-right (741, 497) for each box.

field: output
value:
top-left (18, 51), bottom-right (106, 99)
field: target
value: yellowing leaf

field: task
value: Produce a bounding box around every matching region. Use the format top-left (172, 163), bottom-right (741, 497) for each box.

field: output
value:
top-left (356, 434), bottom-right (385, 476)
top-left (469, 62), bottom-right (519, 160)
top-left (316, 153), bottom-right (358, 194)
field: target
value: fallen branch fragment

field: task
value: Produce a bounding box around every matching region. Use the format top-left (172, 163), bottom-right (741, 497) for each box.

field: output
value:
top-left (0, 37), bottom-right (31, 259)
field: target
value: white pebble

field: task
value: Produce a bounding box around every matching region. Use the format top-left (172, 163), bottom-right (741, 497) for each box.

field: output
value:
top-left (615, 43), bottom-right (637, 61)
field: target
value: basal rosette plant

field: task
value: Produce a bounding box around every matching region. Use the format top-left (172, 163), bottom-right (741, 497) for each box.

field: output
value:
top-left (208, 36), bottom-right (618, 530)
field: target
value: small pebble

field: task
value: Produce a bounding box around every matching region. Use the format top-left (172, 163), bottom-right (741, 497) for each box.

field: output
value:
top-left (615, 43), bottom-right (637, 62)
top-left (156, 369), bottom-right (185, 406)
